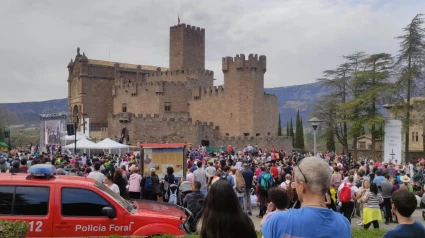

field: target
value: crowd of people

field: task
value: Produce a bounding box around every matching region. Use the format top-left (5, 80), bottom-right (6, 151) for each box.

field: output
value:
top-left (1, 146), bottom-right (425, 237)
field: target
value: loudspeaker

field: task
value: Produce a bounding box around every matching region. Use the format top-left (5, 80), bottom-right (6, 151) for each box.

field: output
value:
top-left (66, 124), bottom-right (75, 136)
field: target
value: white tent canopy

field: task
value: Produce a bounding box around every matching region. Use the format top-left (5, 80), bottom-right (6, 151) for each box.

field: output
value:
top-left (61, 132), bottom-right (88, 142)
top-left (94, 138), bottom-right (129, 149)
top-left (64, 138), bottom-right (97, 149)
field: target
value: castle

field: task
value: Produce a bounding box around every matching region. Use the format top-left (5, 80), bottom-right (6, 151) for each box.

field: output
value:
top-left (67, 23), bottom-right (292, 150)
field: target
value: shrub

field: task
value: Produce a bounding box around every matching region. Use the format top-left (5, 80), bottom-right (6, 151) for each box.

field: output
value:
top-left (0, 220), bottom-right (28, 238)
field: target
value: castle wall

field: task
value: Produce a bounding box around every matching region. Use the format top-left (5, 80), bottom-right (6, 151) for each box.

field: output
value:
top-left (188, 86), bottom-right (238, 135)
top-left (213, 136), bottom-right (293, 152)
top-left (145, 69), bottom-right (213, 88)
top-left (112, 81), bottom-right (190, 116)
top-left (81, 76), bottom-right (114, 124)
top-left (263, 94), bottom-right (279, 136)
top-left (170, 24), bottom-right (205, 70)
top-left (108, 113), bottom-right (215, 146)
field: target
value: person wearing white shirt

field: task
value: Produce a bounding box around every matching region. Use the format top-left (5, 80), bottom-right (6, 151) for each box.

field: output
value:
top-left (104, 173), bottom-right (120, 194)
top-left (88, 162), bottom-right (105, 184)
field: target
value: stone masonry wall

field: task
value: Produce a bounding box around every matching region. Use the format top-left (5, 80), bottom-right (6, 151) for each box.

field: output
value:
top-left (169, 24), bottom-right (205, 70)
top-left (108, 113), bottom-right (215, 146)
top-left (213, 136), bottom-right (293, 151)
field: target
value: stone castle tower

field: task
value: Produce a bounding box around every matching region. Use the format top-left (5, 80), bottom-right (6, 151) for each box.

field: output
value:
top-left (67, 23), bottom-right (291, 150)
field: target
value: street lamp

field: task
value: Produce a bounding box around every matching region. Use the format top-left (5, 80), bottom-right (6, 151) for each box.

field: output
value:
top-left (308, 117), bottom-right (322, 156)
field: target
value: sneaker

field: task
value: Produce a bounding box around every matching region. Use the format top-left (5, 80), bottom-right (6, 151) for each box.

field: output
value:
top-left (385, 221), bottom-right (389, 225)
top-left (256, 215), bottom-right (263, 219)
top-left (248, 212), bottom-right (252, 216)
top-left (357, 222), bottom-right (363, 226)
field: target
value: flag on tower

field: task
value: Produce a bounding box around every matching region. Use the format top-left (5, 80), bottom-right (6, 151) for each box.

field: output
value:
top-left (178, 15), bottom-right (180, 25)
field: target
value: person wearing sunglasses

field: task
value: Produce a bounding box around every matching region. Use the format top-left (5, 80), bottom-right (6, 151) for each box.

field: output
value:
top-left (262, 156), bottom-right (351, 238)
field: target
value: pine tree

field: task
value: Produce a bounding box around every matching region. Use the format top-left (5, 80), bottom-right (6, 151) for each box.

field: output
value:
top-left (278, 114), bottom-right (282, 136)
top-left (344, 53), bottom-right (393, 160)
top-left (290, 118), bottom-right (294, 147)
top-left (394, 14), bottom-right (425, 160)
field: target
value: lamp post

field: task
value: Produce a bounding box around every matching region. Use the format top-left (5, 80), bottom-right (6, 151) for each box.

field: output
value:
top-left (308, 117), bottom-right (322, 156)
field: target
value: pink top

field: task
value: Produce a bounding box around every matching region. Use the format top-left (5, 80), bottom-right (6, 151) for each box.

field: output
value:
top-left (128, 173), bottom-right (142, 192)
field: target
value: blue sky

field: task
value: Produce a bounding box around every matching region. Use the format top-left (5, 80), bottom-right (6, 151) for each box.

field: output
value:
top-left (0, 0), bottom-right (423, 102)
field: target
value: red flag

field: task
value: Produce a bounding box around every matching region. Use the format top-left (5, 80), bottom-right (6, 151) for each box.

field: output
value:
top-left (178, 15), bottom-right (180, 25)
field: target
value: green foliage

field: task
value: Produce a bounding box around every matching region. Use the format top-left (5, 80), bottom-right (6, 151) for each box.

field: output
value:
top-left (294, 111), bottom-right (305, 150)
top-left (325, 127), bottom-right (336, 152)
top-left (0, 220), bottom-right (28, 238)
top-left (290, 118), bottom-right (294, 147)
top-left (278, 114), bottom-right (282, 136)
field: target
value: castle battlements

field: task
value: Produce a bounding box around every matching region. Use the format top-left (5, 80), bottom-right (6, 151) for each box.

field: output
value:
top-left (170, 23), bottom-right (205, 34)
top-left (114, 80), bottom-right (188, 89)
top-left (109, 112), bottom-right (214, 129)
top-left (146, 69), bottom-right (213, 78)
top-left (222, 54), bottom-right (266, 73)
top-left (191, 85), bottom-right (226, 99)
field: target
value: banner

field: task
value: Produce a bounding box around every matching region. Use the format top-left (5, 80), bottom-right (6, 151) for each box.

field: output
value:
top-left (44, 120), bottom-right (63, 145)
top-left (143, 148), bottom-right (184, 179)
top-left (384, 120), bottom-right (402, 164)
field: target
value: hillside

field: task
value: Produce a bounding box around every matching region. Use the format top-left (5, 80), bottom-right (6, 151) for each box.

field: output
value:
top-left (265, 82), bottom-right (328, 125)
top-left (2, 82), bottom-right (327, 126)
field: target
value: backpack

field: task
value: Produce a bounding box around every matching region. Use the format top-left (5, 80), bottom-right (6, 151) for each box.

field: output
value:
top-left (339, 183), bottom-right (353, 203)
top-left (145, 177), bottom-right (153, 191)
top-left (260, 173), bottom-right (273, 191)
top-left (187, 193), bottom-right (204, 233)
top-left (236, 183), bottom-right (246, 193)
top-left (168, 189), bottom-right (177, 204)
top-left (220, 173), bottom-right (229, 182)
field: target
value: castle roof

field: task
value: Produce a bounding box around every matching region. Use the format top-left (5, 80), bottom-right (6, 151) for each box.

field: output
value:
top-left (88, 59), bottom-right (168, 72)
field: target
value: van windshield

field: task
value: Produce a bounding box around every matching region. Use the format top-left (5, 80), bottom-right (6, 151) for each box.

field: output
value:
top-left (94, 182), bottom-right (133, 212)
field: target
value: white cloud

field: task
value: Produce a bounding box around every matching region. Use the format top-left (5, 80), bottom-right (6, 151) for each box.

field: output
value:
top-left (0, 0), bottom-right (423, 102)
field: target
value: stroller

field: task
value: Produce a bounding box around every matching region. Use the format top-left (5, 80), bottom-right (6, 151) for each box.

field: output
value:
top-left (178, 181), bottom-right (193, 206)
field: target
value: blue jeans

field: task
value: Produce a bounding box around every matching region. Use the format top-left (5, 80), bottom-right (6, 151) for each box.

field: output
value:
top-left (238, 196), bottom-right (244, 207)
top-left (201, 187), bottom-right (208, 196)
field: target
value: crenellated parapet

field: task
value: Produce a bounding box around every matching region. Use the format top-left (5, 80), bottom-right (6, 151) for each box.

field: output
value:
top-left (109, 113), bottom-right (214, 130)
top-left (170, 23), bottom-right (205, 35)
top-left (146, 68), bottom-right (213, 79)
top-left (222, 54), bottom-right (266, 73)
top-left (191, 85), bottom-right (225, 99)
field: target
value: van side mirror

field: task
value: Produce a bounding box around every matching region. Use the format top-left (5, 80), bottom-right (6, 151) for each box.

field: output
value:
top-left (102, 207), bottom-right (116, 219)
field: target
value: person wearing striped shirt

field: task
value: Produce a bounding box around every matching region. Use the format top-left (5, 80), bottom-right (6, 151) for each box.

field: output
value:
top-left (361, 183), bottom-right (383, 229)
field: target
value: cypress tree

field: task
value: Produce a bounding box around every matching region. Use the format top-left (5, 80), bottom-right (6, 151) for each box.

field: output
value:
top-left (294, 110), bottom-right (302, 149)
top-left (300, 117), bottom-right (305, 149)
top-left (290, 118), bottom-right (294, 147)
top-left (278, 114), bottom-right (282, 136)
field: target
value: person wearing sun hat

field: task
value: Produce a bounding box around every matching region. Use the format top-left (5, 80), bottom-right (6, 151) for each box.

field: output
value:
top-left (399, 175), bottom-right (413, 192)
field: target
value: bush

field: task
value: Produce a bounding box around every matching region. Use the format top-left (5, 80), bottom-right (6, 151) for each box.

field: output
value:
top-left (0, 220), bottom-right (28, 238)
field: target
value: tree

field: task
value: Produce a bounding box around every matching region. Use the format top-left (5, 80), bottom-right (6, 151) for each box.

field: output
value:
top-left (278, 114), bottom-right (282, 136)
top-left (290, 118), bottom-right (294, 147)
top-left (393, 14), bottom-right (425, 161)
top-left (344, 53), bottom-right (394, 160)
top-left (325, 127), bottom-right (336, 152)
top-left (300, 117), bottom-right (305, 150)
top-left (0, 105), bottom-right (19, 142)
top-left (294, 110), bottom-right (305, 149)
top-left (315, 52), bottom-right (366, 155)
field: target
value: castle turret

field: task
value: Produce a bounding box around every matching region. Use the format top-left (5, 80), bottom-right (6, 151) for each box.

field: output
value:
top-left (222, 54), bottom-right (267, 136)
top-left (169, 23), bottom-right (205, 70)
